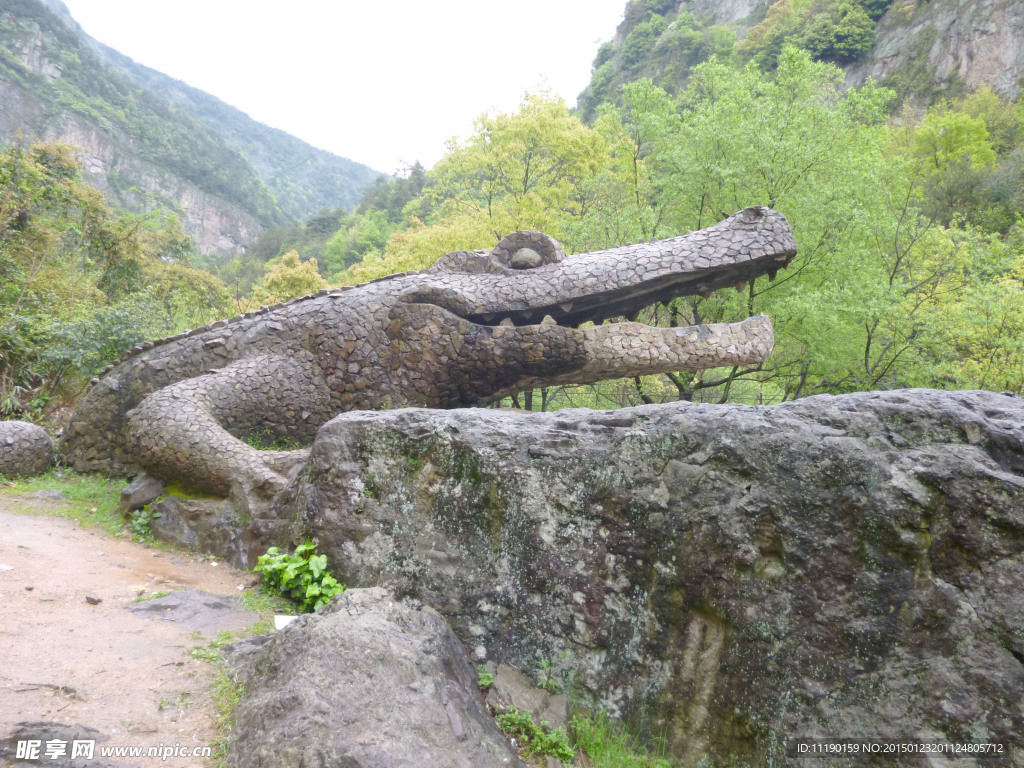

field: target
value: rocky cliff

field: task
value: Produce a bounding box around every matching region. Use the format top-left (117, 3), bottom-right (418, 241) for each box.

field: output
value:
top-left (583, 0), bottom-right (1024, 115)
top-left (0, 0), bottom-right (380, 255)
top-left (152, 388), bottom-right (1024, 765)
top-left (844, 0), bottom-right (1024, 98)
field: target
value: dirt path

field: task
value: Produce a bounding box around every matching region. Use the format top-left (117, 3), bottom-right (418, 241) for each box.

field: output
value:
top-left (0, 496), bottom-right (262, 767)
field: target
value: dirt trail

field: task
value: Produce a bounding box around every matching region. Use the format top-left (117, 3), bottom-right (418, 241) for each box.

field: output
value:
top-left (0, 496), bottom-right (261, 767)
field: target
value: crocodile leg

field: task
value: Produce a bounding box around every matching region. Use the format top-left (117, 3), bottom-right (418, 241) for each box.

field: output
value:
top-left (125, 353), bottom-right (329, 498)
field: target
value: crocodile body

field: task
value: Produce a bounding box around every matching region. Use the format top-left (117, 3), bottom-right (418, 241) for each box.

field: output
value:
top-left (62, 207), bottom-right (795, 498)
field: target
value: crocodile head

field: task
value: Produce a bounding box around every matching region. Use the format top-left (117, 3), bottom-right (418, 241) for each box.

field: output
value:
top-left (387, 206), bottom-right (796, 405)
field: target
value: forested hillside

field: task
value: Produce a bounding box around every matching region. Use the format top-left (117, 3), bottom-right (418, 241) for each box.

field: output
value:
top-left (3, 0), bottom-right (1024, 426)
top-left (0, 0), bottom-right (379, 254)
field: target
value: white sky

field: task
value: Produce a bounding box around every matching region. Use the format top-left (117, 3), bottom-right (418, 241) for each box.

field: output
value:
top-left (58, 1), bottom-right (626, 175)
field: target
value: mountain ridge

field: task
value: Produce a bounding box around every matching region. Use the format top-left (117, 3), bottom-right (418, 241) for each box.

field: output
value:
top-left (0, 0), bottom-right (381, 254)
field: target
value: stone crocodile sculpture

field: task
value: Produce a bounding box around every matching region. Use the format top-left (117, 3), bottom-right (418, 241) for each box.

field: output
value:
top-left (62, 206), bottom-right (795, 499)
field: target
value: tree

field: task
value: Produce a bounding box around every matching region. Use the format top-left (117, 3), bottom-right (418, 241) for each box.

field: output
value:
top-left (257, 250), bottom-right (327, 303)
top-left (1, 139), bottom-right (217, 416)
top-left (428, 92), bottom-right (609, 242)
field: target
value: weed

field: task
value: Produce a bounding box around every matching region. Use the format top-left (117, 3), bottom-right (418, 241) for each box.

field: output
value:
top-left (537, 651), bottom-right (572, 695)
top-left (157, 689), bottom-right (192, 711)
top-left (127, 505), bottom-right (161, 542)
top-left (186, 623), bottom-right (265, 768)
top-left (245, 429), bottom-right (300, 451)
top-left (131, 589), bottom-right (173, 603)
top-left (238, 588), bottom-right (293, 616)
top-left (571, 711), bottom-right (677, 768)
top-left (254, 540), bottom-right (345, 612)
top-left (476, 664), bottom-right (494, 690)
top-left (208, 668), bottom-right (244, 766)
top-left (188, 645), bottom-right (221, 663)
top-left (496, 707), bottom-right (575, 765)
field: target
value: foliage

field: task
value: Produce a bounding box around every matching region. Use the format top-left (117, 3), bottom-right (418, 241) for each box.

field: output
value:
top-left (0, 0), bottom-right (287, 228)
top-left (495, 707), bottom-right (575, 765)
top-left (621, 15), bottom-right (669, 70)
top-left (796, 0), bottom-right (876, 62)
top-left (254, 250), bottom-right (327, 303)
top-left (429, 91), bottom-right (609, 240)
top-left (1, 138), bottom-right (226, 414)
top-left (571, 712), bottom-right (676, 768)
top-left (254, 540), bottom-right (346, 612)
top-left (38, 292), bottom-right (171, 384)
top-left (127, 504), bottom-right (162, 543)
top-left (912, 107), bottom-right (997, 173)
top-left (342, 92), bottom-right (611, 282)
top-left (476, 664), bottom-right (495, 689)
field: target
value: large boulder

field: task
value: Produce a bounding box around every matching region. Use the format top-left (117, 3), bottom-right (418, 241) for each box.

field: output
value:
top-left (275, 389), bottom-right (1024, 766)
top-left (0, 420), bottom-right (54, 478)
top-left (225, 587), bottom-right (525, 768)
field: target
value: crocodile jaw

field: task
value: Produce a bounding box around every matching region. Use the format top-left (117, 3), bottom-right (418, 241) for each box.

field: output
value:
top-left (487, 315), bottom-right (774, 397)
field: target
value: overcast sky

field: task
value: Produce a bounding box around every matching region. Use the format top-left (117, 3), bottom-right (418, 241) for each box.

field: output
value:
top-left (58, 1), bottom-right (626, 175)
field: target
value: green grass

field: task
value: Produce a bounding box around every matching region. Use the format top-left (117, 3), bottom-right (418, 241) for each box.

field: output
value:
top-left (131, 589), bottom-right (174, 603)
top-left (571, 712), bottom-right (677, 768)
top-left (188, 619), bottom-right (276, 768)
top-left (0, 469), bottom-right (125, 534)
top-left (238, 587), bottom-right (294, 617)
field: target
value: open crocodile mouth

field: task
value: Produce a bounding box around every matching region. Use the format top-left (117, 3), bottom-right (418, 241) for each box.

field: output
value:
top-left (390, 208), bottom-right (796, 385)
top-left (416, 207), bottom-right (797, 331)
top-left (463, 256), bottom-right (791, 329)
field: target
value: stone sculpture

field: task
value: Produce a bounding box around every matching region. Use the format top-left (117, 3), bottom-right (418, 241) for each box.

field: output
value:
top-left (0, 420), bottom-right (54, 478)
top-left (62, 206), bottom-right (795, 498)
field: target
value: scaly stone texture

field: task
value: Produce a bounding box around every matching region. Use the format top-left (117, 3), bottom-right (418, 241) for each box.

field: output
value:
top-left (271, 389), bottom-right (1024, 767)
top-left (0, 420), bottom-right (54, 478)
top-left (225, 587), bottom-right (526, 768)
top-left (62, 207), bottom-right (794, 500)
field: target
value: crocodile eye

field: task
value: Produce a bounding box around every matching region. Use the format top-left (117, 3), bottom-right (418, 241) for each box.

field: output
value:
top-left (509, 248), bottom-right (543, 269)
top-left (492, 231), bottom-right (565, 270)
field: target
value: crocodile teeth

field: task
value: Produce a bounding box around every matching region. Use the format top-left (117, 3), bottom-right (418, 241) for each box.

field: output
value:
top-left (541, 315), bottom-right (557, 326)
top-left (559, 302), bottom-right (573, 313)
top-left (499, 318), bottom-right (515, 327)
top-left (483, 313), bottom-right (496, 322)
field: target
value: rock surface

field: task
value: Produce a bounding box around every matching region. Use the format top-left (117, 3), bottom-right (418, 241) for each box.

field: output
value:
top-left (117, 472), bottom-right (166, 514)
top-left (0, 420), bottom-right (54, 478)
top-left (126, 589), bottom-right (257, 636)
top-left (149, 496), bottom-right (252, 568)
top-left (269, 389), bottom-right (1024, 766)
top-left (225, 587), bottom-right (525, 768)
top-left (845, 0), bottom-right (1024, 99)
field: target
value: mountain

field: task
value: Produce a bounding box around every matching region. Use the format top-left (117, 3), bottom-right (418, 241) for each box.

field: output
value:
top-left (0, 0), bottom-right (381, 254)
top-left (578, 0), bottom-right (1024, 116)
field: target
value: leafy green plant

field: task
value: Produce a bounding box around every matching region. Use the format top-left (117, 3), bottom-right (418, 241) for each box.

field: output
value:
top-left (476, 664), bottom-right (494, 689)
top-left (254, 540), bottom-right (345, 612)
top-left (496, 707), bottom-right (575, 765)
top-left (537, 651), bottom-right (572, 694)
top-left (127, 505), bottom-right (162, 542)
